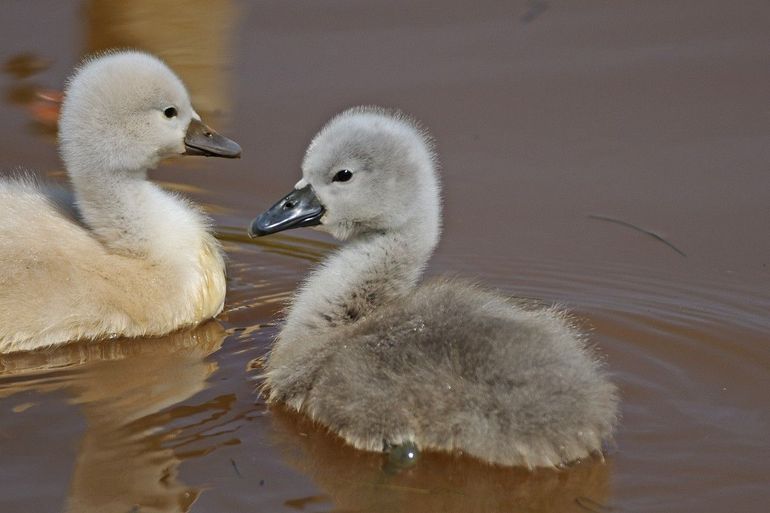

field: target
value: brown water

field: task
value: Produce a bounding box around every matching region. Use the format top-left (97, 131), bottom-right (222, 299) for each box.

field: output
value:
top-left (1, 1), bottom-right (769, 512)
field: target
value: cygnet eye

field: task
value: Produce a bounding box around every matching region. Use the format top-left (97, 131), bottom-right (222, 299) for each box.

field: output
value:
top-left (163, 107), bottom-right (178, 119)
top-left (332, 169), bottom-right (353, 183)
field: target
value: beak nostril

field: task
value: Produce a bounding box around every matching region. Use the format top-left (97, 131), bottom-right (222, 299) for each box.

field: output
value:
top-left (283, 201), bottom-right (295, 210)
top-left (204, 131), bottom-right (213, 138)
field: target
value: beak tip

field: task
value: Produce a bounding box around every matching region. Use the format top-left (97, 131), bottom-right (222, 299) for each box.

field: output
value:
top-left (248, 218), bottom-right (268, 238)
top-left (226, 142), bottom-right (242, 159)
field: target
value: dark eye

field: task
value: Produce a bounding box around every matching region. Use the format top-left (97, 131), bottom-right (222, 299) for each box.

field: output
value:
top-left (163, 107), bottom-right (178, 118)
top-left (332, 169), bottom-right (353, 182)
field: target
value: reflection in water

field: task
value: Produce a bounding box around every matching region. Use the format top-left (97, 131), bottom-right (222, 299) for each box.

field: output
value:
top-left (85, 0), bottom-right (237, 122)
top-left (3, 53), bottom-right (52, 79)
top-left (2, 0), bottom-right (237, 139)
top-left (2, 56), bottom-right (60, 136)
top-left (269, 407), bottom-right (611, 513)
top-left (0, 322), bottom-right (226, 513)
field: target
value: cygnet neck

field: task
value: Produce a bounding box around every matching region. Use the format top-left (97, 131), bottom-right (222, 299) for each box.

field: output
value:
top-left (71, 167), bottom-right (141, 253)
top-left (68, 159), bottom-right (202, 260)
top-left (284, 216), bottom-right (439, 334)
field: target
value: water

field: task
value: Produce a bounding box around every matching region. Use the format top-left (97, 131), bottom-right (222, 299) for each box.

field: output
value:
top-left (1, 1), bottom-right (768, 512)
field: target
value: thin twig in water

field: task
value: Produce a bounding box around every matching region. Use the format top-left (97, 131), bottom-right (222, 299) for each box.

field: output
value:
top-left (588, 214), bottom-right (686, 257)
top-left (230, 458), bottom-right (243, 478)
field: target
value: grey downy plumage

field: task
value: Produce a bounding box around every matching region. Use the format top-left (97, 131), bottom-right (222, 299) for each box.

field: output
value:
top-left (250, 107), bottom-right (618, 468)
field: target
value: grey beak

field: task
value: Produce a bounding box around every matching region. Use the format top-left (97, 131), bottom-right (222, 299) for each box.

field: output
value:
top-left (249, 185), bottom-right (325, 237)
top-left (183, 118), bottom-right (241, 158)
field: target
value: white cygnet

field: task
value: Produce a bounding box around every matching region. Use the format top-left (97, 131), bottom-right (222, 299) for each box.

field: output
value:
top-left (249, 107), bottom-right (618, 468)
top-left (0, 51), bottom-right (241, 353)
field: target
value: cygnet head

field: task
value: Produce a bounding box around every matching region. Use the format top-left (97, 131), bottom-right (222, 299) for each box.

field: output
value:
top-left (59, 51), bottom-right (240, 177)
top-left (250, 107), bottom-right (440, 242)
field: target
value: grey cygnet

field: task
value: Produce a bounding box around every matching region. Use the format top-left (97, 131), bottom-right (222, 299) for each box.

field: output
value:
top-left (250, 107), bottom-right (618, 468)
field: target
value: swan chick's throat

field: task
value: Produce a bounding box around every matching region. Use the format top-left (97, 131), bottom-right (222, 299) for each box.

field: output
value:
top-left (289, 226), bottom-right (436, 331)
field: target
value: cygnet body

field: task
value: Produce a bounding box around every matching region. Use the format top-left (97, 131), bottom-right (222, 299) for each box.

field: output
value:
top-left (0, 51), bottom-right (241, 353)
top-left (250, 107), bottom-right (618, 468)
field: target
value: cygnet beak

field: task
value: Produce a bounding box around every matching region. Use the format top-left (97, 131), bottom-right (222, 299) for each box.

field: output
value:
top-left (249, 185), bottom-right (325, 238)
top-left (183, 118), bottom-right (242, 158)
